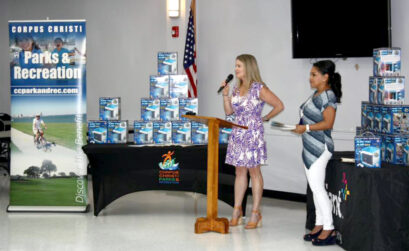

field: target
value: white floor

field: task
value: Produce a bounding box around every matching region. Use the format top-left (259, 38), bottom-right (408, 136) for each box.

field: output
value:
top-left (0, 169), bottom-right (343, 251)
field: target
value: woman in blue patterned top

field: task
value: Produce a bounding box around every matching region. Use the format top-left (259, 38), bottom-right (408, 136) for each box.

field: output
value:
top-left (293, 60), bottom-right (342, 246)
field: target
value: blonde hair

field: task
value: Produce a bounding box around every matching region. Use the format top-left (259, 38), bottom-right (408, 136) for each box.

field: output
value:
top-left (236, 54), bottom-right (264, 90)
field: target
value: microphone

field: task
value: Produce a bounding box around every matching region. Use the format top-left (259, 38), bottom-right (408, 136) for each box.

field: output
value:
top-left (217, 74), bottom-right (234, 94)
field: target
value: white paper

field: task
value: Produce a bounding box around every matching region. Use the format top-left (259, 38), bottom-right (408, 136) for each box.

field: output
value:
top-left (270, 121), bottom-right (296, 131)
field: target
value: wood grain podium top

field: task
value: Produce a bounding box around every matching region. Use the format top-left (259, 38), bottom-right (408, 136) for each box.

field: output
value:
top-left (182, 115), bottom-right (247, 129)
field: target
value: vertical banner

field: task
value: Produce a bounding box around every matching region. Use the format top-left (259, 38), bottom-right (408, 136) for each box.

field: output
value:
top-left (8, 20), bottom-right (87, 212)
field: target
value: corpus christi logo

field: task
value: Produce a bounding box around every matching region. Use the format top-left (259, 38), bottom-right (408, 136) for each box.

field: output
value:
top-left (340, 172), bottom-right (351, 201)
top-left (159, 151), bottom-right (179, 170)
top-left (328, 172), bottom-right (350, 219)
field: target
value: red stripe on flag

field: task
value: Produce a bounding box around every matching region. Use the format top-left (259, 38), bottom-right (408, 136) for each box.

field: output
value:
top-left (186, 68), bottom-right (197, 97)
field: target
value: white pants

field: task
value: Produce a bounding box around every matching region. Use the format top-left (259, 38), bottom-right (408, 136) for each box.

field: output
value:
top-left (304, 145), bottom-right (334, 230)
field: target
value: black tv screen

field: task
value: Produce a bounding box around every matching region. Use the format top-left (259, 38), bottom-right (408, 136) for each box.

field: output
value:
top-left (291, 0), bottom-right (391, 58)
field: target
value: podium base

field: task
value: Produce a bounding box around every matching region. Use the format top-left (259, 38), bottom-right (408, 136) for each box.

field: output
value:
top-left (194, 217), bottom-right (229, 234)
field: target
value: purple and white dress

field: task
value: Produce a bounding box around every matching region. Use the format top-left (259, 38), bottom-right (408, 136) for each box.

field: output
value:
top-left (225, 82), bottom-right (267, 168)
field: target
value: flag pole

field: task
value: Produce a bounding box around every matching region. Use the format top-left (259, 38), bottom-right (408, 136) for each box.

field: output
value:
top-left (192, 0), bottom-right (196, 45)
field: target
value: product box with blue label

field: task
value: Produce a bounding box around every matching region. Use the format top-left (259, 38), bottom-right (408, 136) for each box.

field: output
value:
top-left (141, 98), bottom-right (160, 121)
top-left (99, 97), bottom-right (121, 120)
top-left (361, 102), bottom-right (369, 131)
top-left (373, 47), bottom-right (401, 77)
top-left (219, 114), bottom-right (236, 144)
top-left (172, 121), bottom-right (191, 144)
top-left (400, 106), bottom-right (409, 134)
top-left (191, 121), bottom-right (208, 144)
top-left (354, 135), bottom-right (381, 168)
top-left (384, 134), bottom-right (405, 165)
top-left (402, 136), bottom-right (409, 166)
top-left (88, 120), bottom-right (108, 144)
top-left (219, 128), bottom-right (232, 144)
top-left (381, 105), bottom-right (402, 134)
top-left (179, 98), bottom-right (198, 120)
top-left (377, 77), bottom-right (405, 105)
top-left (158, 52), bottom-right (177, 75)
top-left (369, 77), bottom-right (380, 104)
top-left (373, 105), bottom-right (383, 133)
top-left (134, 121), bottom-right (153, 145)
top-left (367, 104), bottom-right (374, 131)
top-left (150, 75), bottom-right (169, 99)
top-left (153, 121), bottom-right (172, 144)
top-left (107, 120), bottom-right (128, 144)
top-left (380, 134), bottom-right (386, 161)
top-left (160, 98), bottom-right (179, 121)
top-left (383, 105), bottom-right (409, 135)
top-left (170, 75), bottom-right (189, 98)
top-left (361, 102), bottom-right (374, 131)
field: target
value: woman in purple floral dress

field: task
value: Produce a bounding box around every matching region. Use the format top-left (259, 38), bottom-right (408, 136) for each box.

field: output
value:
top-left (220, 54), bottom-right (284, 229)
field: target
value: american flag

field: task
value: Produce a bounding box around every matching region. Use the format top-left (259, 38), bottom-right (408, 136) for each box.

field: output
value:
top-left (183, 0), bottom-right (197, 98)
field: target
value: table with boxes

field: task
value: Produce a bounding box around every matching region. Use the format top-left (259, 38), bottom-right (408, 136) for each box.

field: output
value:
top-left (84, 52), bottom-right (241, 215)
top-left (306, 152), bottom-right (409, 251)
top-left (307, 48), bottom-right (409, 251)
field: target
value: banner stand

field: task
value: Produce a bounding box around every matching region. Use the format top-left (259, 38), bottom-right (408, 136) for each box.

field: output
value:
top-left (7, 205), bottom-right (89, 213)
top-left (8, 20), bottom-right (88, 212)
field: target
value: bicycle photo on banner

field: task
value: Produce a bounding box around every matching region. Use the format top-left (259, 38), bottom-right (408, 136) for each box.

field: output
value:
top-left (8, 20), bottom-right (88, 212)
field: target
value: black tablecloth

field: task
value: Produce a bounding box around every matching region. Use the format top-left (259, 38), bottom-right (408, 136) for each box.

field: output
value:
top-left (306, 151), bottom-right (409, 251)
top-left (83, 144), bottom-right (248, 216)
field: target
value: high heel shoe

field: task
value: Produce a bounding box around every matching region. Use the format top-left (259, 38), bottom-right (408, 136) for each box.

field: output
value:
top-left (244, 210), bottom-right (262, 229)
top-left (229, 206), bottom-right (243, 226)
top-left (312, 230), bottom-right (337, 246)
top-left (303, 228), bottom-right (323, 241)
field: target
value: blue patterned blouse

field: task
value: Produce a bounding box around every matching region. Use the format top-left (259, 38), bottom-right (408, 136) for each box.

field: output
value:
top-left (300, 89), bottom-right (337, 169)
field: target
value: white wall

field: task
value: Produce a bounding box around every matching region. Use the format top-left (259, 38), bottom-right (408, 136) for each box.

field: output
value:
top-left (196, 0), bottom-right (401, 194)
top-left (1, 0), bottom-right (408, 194)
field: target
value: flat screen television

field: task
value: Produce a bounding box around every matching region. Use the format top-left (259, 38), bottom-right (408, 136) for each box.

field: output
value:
top-left (291, 0), bottom-right (391, 58)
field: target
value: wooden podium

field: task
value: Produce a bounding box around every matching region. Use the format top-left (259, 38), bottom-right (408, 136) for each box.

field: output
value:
top-left (183, 115), bottom-right (247, 234)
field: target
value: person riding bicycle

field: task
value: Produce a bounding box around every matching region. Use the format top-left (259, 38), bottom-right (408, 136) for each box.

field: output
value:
top-left (33, 114), bottom-right (47, 145)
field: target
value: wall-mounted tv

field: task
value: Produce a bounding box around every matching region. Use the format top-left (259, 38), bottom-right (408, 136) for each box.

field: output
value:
top-left (291, 0), bottom-right (391, 58)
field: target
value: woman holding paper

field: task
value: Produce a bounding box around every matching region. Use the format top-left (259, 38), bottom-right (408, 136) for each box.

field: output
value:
top-left (220, 54), bottom-right (284, 229)
top-left (293, 60), bottom-right (342, 246)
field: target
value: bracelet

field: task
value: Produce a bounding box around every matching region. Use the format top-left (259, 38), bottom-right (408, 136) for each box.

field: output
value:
top-left (305, 124), bottom-right (310, 132)
top-left (222, 94), bottom-right (229, 97)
